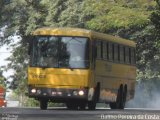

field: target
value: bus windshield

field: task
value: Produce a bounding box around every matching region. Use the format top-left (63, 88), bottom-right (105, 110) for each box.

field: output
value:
top-left (30, 36), bottom-right (89, 69)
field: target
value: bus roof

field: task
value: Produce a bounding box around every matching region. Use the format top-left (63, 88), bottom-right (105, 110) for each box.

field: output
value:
top-left (33, 27), bottom-right (136, 47)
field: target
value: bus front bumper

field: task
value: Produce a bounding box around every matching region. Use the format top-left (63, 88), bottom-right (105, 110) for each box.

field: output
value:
top-left (28, 86), bottom-right (88, 101)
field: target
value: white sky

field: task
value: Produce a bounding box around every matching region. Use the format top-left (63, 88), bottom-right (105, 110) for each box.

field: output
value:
top-left (0, 45), bottom-right (13, 78)
top-left (0, 45), bottom-right (11, 64)
top-left (0, 36), bottom-right (20, 78)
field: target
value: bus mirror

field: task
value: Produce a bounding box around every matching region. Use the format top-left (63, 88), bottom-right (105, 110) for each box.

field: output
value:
top-left (28, 44), bottom-right (31, 55)
top-left (28, 37), bottom-right (33, 55)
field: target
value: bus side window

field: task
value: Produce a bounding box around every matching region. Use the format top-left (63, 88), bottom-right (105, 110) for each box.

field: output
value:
top-left (125, 47), bottom-right (130, 64)
top-left (120, 45), bottom-right (125, 63)
top-left (96, 41), bottom-right (102, 59)
top-left (114, 44), bottom-right (118, 62)
top-left (103, 42), bottom-right (108, 60)
top-left (108, 43), bottom-right (113, 61)
top-left (131, 48), bottom-right (136, 65)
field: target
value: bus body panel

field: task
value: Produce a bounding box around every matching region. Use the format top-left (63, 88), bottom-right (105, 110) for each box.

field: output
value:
top-left (28, 67), bottom-right (90, 88)
top-left (94, 60), bottom-right (136, 102)
top-left (28, 67), bottom-right (91, 101)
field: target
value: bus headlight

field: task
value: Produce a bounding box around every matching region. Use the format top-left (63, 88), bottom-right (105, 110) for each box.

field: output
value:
top-left (31, 88), bottom-right (36, 93)
top-left (78, 90), bottom-right (84, 96)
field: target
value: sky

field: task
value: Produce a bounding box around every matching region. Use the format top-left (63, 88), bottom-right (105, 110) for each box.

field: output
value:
top-left (0, 36), bottom-right (20, 78)
top-left (0, 45), bottom-right (13, 78)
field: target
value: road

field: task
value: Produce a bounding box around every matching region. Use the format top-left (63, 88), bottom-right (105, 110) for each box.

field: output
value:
top-left (0, 107), bottom-right (160, 120)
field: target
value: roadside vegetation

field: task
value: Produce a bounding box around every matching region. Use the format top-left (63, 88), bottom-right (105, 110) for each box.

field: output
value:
top-left (0, 0), bottom-right (160, 107)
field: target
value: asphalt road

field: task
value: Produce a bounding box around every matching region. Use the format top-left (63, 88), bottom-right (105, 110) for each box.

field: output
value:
top-left (0, 107), bottom-right (160, 120)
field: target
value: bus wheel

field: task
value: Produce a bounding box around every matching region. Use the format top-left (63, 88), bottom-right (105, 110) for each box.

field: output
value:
top-left (109, 87), bottom-right (121, 109)
top-left (79, 102), bottom-right (87, 110)
top-left (66, 102), bottom-right (78, 110)
top-left (109, 102), bottom-right (117, 109)
top-left (40, 99), bottom-right (48, 110)
top-left (118, 85), bottom-right (124, 109)
top-left (109, 85), bottom-right (125, 109)
top-left (121, 85), bottom-right (127, 109)
top-left (88, 83), bottom-right (100, 110)
top-left (88, 101), bottom-right (96, 110)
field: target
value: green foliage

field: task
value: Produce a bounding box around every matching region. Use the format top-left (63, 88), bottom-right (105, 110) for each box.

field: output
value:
top-left (83, 0), bottom-right (155, 32)
top-left (48, 102), bottom-right (65, 107)
top-left (6, 42), bottom-right (28, 90)
top-left (24, 98), bottom-right (65, 107)
top-left (24, 98), bottom-right (39, 107)
top-left (0, 70), bottom-right (7, 88)
top-left (0, 0), bottom-right (160, 107)
top-left (150, 0), bottom-right (160, 48)
top-left (135, 25), bottom-right (159, 75)
top-left (58, 0), bottom-right (85, 27)
top-left (135, 0), bottom-right (160, 82)
top-left (43, 0), bottom-right (67, 27)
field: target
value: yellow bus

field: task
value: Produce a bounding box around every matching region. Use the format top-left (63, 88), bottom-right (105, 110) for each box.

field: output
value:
top-left (28, 27), bottom-right (136, 110)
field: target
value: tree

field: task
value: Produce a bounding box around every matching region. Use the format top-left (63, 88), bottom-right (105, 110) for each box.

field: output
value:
top-left (135, 0), bottom-right (160, 82)
top-left (82, 0), bottom-right (155, 34)
top-left (0, 0), bottom-right (84, 107)
top-left (0, 0), bottom-right (159, 107)
top-left (58, 0), bottom-right (85, 27)
top-left (0, 69), bottom-right (7, 88)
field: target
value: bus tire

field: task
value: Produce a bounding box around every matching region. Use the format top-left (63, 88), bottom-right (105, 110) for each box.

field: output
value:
top-left (40, 99), bottom-right (48, 110)
top-left (95, 82), bottom-right (100, 102)
top-left (122, 85), bottom-right (127, 109)
top-left (88, 101), bottom-right (96, 110)
top-left (109, 102), bottom-right (117, 109)
top-left (109, 85), bottom-right (124, 109)
top-left (79, 102), bottom-right (87, 110)
top-left (118, 85), bottom-right (124, 109)
top-left (88, 83), bottom-right (100, 110)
